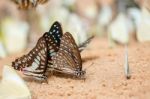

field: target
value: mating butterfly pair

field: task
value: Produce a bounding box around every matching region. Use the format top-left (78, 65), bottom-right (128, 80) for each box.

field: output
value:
top-left (12, 0), bottom-right (48, 9)
top-left (12, 21), bottom-right (93, 81)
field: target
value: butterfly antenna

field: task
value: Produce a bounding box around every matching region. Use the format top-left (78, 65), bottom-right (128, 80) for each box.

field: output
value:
top-left (44, 77), bottom-right (48, 84)
top-left (78, 36), bottom-right (94, 52)
top-left (124, 45), bottom-right (131, 79)
top-left (84, 62), bottom-right (94, 71)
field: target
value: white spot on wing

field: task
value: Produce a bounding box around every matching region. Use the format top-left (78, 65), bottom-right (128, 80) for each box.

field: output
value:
top-left (50, 32), bottom-right (52, 34)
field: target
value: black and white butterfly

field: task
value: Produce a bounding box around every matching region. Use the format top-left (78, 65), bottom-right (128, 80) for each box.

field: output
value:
top-left (50, 32), bottom-right (85, 78)
top-left (12, 36), bottom-right (48, 80)
top-left (11, 0), bottom-right (49, 9)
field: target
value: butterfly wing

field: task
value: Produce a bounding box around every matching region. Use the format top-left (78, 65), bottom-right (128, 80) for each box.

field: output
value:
top-left (43, 21), bottom-right (63, 67)
top-left (12, 37), bottom-right (48, 80)
top-left (59, 32), bottom-right (82, 69)
top-left (51, 32), bottom-right (85, 77)
top-left (44, 21), bottom-right (63, 55)
top-left (52, 50), bottom-right (77, 75)
top-left (12, 0), bottom-right (48, 9)
top-left (11, 0), bottom-right (33, 9)
top-left (37, 0), bottom-right (49, 4)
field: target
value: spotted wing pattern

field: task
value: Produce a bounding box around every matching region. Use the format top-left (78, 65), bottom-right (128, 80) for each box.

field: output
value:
top-left (51, 32), bottom-right (85, 78)
top-left (43, 21), bottom-right (63, 67)
top-left (12, 37), bottom-right (48, 80)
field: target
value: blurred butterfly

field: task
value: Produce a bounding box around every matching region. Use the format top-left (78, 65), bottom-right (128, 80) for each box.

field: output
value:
top-left (12, 37), bottom-right (48, 80)
top-left (11, 0), bottom-right (49, 9)
top-left (50, 32), bottom-right (85, 79)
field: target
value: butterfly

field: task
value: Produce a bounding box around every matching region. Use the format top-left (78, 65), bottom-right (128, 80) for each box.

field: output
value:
top-left (50, 32), bottom-right (85, 78)
top-left (12, 36), bottom-right (48, 80)
top-left (12, 21), bottom-right (63, 81)
top-left (11, 0), bottom-right (49, 9)
top-left (12, 21), bottom-right (93, 80)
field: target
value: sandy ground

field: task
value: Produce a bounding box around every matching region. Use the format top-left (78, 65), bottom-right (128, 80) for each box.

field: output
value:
top-left (0, 37), bottom-right (150, 99)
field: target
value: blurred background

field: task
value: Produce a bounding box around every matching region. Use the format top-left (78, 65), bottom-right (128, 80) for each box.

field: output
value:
top-left (0, 0), bottom-right (150, 59)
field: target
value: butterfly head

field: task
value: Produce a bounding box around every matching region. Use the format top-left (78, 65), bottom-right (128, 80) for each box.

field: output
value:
top-left (75, 69), bottom-right (86, 79)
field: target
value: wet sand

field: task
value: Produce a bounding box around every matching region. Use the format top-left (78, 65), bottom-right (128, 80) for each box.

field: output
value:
top-left (0, 37), bottom-right (150, 99)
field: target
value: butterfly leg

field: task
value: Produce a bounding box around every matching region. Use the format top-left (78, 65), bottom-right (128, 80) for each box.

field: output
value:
top-left (22, 69), bottom-right (48, 82)
top-left (47, 64), bottom-right (55, 76)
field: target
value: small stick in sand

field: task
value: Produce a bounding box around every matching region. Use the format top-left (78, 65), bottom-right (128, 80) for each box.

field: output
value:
top-left (124, 45), bottom-right (131, 79)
